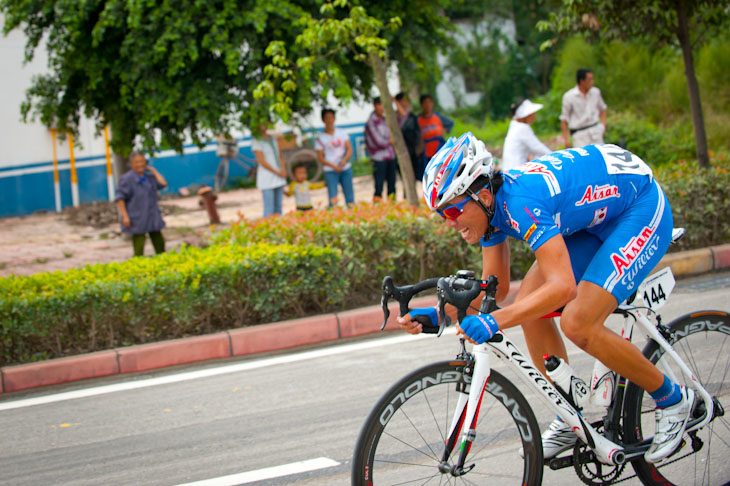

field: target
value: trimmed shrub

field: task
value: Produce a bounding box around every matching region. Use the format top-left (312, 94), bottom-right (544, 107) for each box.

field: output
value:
top-left (0, 243), bottom-right (346, 365)
top-left (213, 202), bottom-right (485, 306)
top-left (655, 154), bottom-right (730, 251)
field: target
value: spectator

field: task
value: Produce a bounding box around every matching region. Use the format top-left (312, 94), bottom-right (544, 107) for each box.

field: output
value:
top-left (417, 94), bottom-right (454, 179)
top-left (394, 92), bottom-right (424, 181)
top-left (365, 97), bottom-right (397, 201)
top-left (315, 108), bottom-right (355, 207)
top-left (115, 152), bottom-right (167, 257)
top-left (560, 68), bottom-right (607, 148)
top-left (501, 98), bottom-right (552, 172)
top-left (251, 124), bottom-right (287, 217)
top-left (284, 163), bottom-right (325, 211)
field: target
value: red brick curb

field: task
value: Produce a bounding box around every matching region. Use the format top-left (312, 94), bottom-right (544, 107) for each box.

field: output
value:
top-left (229, 314), bottom-right (340, 356)
top-left (117, 333), bottom-right (231, 374)
top-left (2, 350), bottom-right (119, 393)
top-left (1, 244), bottom-right (726, 394)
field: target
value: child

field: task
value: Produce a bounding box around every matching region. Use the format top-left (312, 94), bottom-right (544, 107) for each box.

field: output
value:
top-left (284, 163), bottom-right (326, 211)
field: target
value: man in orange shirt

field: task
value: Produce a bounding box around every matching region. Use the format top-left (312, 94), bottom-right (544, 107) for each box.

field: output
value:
top-left (417, 94), bottom-right (454, 180)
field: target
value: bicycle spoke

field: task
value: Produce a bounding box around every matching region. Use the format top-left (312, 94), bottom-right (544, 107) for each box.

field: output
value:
top-left (381, 429), bottom-right (441, 463)
top-left (399, 397), bottom-right (443, 460)
top-left (420, 387), bottom-right (447, 447)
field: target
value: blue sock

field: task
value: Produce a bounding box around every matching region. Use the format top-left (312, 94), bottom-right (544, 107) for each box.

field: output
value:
top-left (649, 375), bottom-right (682, 408)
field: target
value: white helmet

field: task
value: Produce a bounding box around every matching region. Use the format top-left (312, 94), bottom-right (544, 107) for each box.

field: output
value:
top-left (422, 132), bottom-right (494, 211)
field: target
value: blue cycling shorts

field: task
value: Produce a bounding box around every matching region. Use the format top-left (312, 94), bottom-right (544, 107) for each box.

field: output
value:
top-left (564, 181), bottom-right (673, 304)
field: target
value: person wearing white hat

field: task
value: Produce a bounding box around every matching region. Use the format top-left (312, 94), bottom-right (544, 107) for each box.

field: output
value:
top-left (500, 98), bottom-right (551, 172)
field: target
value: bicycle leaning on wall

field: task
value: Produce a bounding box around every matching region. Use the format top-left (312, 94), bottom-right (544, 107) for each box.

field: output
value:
top-left (352, 232), bottom-right (729, 486)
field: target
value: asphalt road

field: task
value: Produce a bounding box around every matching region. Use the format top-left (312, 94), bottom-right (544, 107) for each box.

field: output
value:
top-left (1, 272), bottom-right (728, 486)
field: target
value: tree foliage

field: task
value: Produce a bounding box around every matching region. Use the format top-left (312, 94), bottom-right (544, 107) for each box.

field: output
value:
top-left (255, 0), bottom-right (454, 204)
top-left (445, 0), bottom-right (560, 120)
top-left (0, 0), bottom-right (370, 155)
top-left (537, 0), bottom-right (730, 168)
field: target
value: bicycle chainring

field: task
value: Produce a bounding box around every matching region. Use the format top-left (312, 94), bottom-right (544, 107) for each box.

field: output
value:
top-left (572, 441), bottom-right (626, 486)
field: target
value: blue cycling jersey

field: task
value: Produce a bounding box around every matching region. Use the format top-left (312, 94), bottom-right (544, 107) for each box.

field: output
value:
top-left (484, 144), bottom-right (654, 250)
top-left (482, 144), bottom-right (673, 302)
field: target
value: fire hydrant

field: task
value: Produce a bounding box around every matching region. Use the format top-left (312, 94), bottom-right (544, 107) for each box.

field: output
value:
top-left (198, 185), bottom-right (221, 224)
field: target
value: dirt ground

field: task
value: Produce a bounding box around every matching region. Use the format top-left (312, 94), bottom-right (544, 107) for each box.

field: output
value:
top-left (0, 175), bottom-right (396, 277)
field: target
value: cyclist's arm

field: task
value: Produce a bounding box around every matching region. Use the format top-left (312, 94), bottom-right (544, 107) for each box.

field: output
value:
top-left (490, 234), bottom-right (576, 330)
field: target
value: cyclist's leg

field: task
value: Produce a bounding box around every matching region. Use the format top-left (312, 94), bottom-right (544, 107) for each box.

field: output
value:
top-left (561, 281), bottom-right (664, 391)
top-left (510, 229), bottom-right (604, 377)
top-left (559, 181), bottom-right (673, 392)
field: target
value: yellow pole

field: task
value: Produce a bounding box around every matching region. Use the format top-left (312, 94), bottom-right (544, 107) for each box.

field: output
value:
top-left (104, 126), bottom-right (115, 201)
top-left (51, 128), bottom-right (61, 212)
top-left (68, 133), bottom-right (79, 207)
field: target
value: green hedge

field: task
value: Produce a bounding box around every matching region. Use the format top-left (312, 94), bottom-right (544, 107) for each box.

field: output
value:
top-left (213, 202), bottom-right (486, 307)
top-left (0, 243), bottom-right (346, 365)
top-left (655, 157), bottom-right (730, 251)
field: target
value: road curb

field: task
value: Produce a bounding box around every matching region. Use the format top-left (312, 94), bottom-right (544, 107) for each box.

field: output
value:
top-left (1, 244), bottom-right (727, 394)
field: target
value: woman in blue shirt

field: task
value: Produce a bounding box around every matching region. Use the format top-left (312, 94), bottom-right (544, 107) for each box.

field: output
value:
top-left (115, 152), bottom-right (168, 257)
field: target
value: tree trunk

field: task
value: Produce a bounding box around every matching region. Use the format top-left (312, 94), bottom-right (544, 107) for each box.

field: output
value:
top-left (676, 0), bottom-right (711, 169)
top-left (368, 51), bottom-right (420, 206)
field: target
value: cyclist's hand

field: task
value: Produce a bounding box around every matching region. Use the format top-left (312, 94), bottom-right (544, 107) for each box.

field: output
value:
top-left (122, 215), bottom-right (131, 228)
top-left (457, 314), bottom-right (499, 344)
top-left (398, 307), bottom-right (438, 335)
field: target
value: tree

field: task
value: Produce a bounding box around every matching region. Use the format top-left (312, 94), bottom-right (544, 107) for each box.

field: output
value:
top-left (255, 0), bottom-right (454, 205)
top-left (538, 0), bottom-right (729, 169)
top-left (0, 0), bottom-right (368, 158)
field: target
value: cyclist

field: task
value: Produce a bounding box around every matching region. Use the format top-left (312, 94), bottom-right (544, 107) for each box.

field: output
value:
top-left (398, 132), bottom-right (695, 464)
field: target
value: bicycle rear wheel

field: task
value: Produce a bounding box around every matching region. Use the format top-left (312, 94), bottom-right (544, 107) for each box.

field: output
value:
top-left (352, 360), bottom-right (543, 485)
top-left (623, 311), bottom-right (730, 486)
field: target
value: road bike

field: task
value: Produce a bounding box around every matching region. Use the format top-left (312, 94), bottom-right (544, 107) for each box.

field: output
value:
top-left (352, 230), bottom-right (729, 485)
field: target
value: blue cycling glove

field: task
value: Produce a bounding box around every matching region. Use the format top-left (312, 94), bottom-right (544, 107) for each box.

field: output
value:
top-left (409, 307), bottom-right (439, 329)
top-left (459, 314), bottom-right (500, 343)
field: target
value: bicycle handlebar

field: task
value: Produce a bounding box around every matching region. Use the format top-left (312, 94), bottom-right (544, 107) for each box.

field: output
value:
top-left (380, 270), bottom-right (500, 337)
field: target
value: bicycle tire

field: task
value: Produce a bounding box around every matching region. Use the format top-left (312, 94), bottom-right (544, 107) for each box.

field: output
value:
top-left (622, 310), bottom-right (730, 486)
top-left (352, 360), bottom-right (543, 485)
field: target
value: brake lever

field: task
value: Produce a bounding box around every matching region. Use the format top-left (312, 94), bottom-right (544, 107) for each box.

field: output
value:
top-left (380, 276), bottom-right (398, 330)
top-left (380, 276), bottom-right (440, 331)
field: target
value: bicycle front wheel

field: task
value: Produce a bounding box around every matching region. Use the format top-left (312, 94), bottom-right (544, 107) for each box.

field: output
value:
top-left (623, 310), bottom-right (730, 486)
top-left (352, 360), bottom-right (543, 485)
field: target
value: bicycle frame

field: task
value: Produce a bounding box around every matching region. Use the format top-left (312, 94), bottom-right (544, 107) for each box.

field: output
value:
top-left (443, 302), bottom-right (717, 471)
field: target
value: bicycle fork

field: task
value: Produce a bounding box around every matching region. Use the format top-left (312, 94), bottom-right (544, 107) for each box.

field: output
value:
top-left (440, 343), bottom-right (492, 476)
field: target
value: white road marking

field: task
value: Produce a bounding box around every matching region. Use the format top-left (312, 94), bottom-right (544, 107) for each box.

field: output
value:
top-left (0, 330), bottom-right (437, 411)
top-left (174, 457), bottom-right (340, 485)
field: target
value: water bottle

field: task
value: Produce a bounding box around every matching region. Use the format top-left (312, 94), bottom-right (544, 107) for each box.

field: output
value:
top-left (590, 360), bottom-right (615, 407)
top-left (544, 354), bottom-right (590, 409)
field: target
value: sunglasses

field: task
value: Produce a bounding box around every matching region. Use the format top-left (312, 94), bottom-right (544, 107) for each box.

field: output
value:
top-left (436, 194), bottom-right (475, 220)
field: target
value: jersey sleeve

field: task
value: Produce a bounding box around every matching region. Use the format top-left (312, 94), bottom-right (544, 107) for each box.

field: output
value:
top-left (498, 195), bottom-right (561, 251)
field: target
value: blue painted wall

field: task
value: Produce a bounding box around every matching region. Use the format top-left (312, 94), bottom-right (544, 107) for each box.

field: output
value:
top-left (0, 126), bottom-right (365, 218)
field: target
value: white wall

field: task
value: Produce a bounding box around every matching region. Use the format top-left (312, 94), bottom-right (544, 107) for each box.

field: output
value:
top-left (0, 20), bottom-right (108, 169)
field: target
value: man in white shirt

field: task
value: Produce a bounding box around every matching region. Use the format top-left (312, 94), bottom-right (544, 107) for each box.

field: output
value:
top-left (560, 69), bottom-right (607, 148)
top-left (501, 99), bottom-right (551, 172)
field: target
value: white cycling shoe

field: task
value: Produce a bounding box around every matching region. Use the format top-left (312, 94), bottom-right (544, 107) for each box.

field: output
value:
top-left (519, 417), bottom-right (578, 459)
top-left (645, 386), bottom-right (696, 463)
